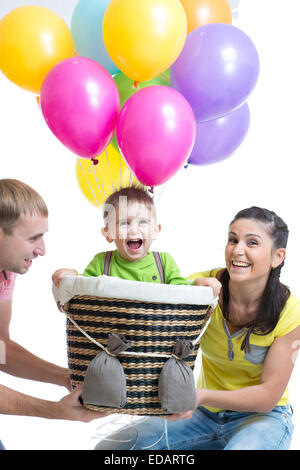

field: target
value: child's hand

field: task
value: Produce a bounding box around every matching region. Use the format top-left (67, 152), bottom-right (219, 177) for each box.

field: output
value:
top-left (193, 277), bottom-right (221, 299)
top-left (52, 269), bottom-right (78, 288)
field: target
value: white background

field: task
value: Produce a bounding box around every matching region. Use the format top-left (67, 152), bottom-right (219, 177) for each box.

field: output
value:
top-left (0, 0), bottom-right (300, 450)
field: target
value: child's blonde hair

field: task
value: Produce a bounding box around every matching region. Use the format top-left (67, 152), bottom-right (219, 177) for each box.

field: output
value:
top-left (103, 185), bottom-right (155, 226)
top-left (0, 179), bottom-right (48, 235)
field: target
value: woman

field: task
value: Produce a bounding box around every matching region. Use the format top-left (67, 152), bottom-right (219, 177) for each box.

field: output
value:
top-left (95, 206), bottom-right (300, 450)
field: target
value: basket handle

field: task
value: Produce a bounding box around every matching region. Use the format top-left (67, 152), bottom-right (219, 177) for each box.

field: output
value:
top-left (61, 308), bottom-right (209, 359)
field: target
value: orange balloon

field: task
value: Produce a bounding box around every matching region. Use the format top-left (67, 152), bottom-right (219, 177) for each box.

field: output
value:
top-left (180, 0), bottom-right (232, 33)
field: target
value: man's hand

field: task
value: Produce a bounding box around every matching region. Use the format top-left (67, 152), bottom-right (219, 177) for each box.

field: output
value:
top-left (51, 386), bottom-right (110, 422)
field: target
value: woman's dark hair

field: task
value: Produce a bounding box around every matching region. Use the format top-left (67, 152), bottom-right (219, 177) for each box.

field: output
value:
top-left (221, 206), bottom-right (290, 352)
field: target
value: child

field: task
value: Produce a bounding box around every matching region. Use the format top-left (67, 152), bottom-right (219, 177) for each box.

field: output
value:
top-left (52, 186), bottom-right (221, 296)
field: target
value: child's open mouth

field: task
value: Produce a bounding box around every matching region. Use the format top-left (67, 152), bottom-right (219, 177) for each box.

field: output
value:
top-left (127, 239), bottom-right (143, 250)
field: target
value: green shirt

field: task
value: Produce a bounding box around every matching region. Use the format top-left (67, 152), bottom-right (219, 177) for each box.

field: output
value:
top-left (83, 250), bottom-right (189, 285)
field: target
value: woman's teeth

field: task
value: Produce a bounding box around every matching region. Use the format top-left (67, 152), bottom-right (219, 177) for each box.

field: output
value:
top-left (232, 261), bottom-right (251, 267)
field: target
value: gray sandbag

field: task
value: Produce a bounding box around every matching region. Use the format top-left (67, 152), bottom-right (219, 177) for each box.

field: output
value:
top-left (158, 338), bottom-right (197, 414)
top-left (81, 333), bottom-right (131, 408)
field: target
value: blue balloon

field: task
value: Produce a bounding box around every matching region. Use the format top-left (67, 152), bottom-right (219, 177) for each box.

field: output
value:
top-left (71, 0), bottom-right (120, 75)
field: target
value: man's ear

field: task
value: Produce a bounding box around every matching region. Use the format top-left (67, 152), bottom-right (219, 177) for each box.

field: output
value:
top-left (101, 227), bottom-right (114, 243)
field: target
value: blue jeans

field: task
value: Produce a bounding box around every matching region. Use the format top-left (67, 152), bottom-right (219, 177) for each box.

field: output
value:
top-left (0, 440), bottom-right (5, 450)
top-left (95, 405), bottom-right (293, 451)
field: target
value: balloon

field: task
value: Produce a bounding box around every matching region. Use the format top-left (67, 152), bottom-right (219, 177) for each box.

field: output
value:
top-left (180, 0), bottom-right (232, 33)
top-left (188, 103), bottom-right (250, 166)
top-left (103, 0), bottom-right (187, 82)
top-left (111, 70), bottom-right (171, 150)
top-left (114, 70), bottom-right (171, 109)
top-left (40, 57), bottom-right (120, 158)
top-left (171, 24), bottom-right (259, 121)
top-left (0, 6), bottom-right (75, 94)
top-left (116, 86), bottom-right (196, 187)
top-left (71, 0), bottom-right (119, 75)
top-left (76, 144), bottom-right (143, 206)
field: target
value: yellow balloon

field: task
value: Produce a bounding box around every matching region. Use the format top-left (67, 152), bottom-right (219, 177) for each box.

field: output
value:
top-left (76, 145), bottom-right (143, 207)
top-left (103, 0), bottom-right (187, 82)
top-left (0, 6), bottom-right (75, 94)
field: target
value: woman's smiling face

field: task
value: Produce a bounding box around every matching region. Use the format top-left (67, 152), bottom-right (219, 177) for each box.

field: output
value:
top-left (225, 218), bottom-right (285, 284)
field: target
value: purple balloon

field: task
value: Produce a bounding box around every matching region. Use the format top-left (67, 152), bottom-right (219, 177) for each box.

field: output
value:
top-left (188, 103), bottom-right (250, 166)
top-left (171, 24), bottom-right (259, 122)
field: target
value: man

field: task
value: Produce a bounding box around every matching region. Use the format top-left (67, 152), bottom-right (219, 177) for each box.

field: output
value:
top-left (0, 179), bottom-right (104, 450)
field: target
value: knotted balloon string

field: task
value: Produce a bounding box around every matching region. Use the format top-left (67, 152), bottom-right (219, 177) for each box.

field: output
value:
top-left (91, 157), bottom-right (99, 165)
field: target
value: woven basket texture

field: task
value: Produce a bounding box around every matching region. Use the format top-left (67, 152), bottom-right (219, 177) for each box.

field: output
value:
top-left (64, 295), bottom-right (212, 415)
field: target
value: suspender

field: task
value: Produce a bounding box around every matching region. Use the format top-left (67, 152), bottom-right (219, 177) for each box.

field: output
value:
top-left (152, 252), bottom-right (165, 284)
top-left (1, 270), bottom-right (8, 281)
top-left (103, 251), bottom-right (113, 276)
top-left (103, 251), bottom-right (165, 284)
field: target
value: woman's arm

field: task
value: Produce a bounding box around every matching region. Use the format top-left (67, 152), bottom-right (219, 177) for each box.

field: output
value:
top-left (168, 325), bottom-right (300, 420)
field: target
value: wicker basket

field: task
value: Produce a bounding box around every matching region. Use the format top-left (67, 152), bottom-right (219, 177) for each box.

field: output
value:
top-left (54, 275), bottom-right (215, 416)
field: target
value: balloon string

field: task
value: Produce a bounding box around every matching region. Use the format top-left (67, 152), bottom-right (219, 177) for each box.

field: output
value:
top-left (161, 72), bottom-right (170, 81)
top-left (78, 159), bottom-right (100, 207)
top-left (119, 152), bottom-right (123, 189)
top-left (105, 149), bottom-right (117, 193)
top-left (155, 183), bottom-right (167, 206)
top-left (91, 159), bottom-right (106, 201)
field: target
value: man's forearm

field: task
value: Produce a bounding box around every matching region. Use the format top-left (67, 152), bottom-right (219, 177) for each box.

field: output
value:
top-left (0, 384), bottom-right (107, 422)
top-left (0, 384), bottom-right (58, 418)
top-left (0, 339), bottom-right (70, 389)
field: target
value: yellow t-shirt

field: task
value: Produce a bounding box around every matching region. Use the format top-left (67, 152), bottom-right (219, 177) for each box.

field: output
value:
top-left (189, 268), bottom-right (300, 412)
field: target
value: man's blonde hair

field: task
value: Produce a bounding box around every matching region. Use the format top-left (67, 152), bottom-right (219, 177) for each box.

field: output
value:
top-left (0, 179), bottom-right (48, 235)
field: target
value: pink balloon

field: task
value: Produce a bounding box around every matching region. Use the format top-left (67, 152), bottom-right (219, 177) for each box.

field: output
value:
top-left (116, 86), bottom-right (196, 186)
top-left (40, 57), bottom-right (120, 158)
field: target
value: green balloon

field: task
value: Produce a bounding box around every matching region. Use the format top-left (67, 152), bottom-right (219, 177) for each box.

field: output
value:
top-left (112, 70), bottom-right (171, 150)
top-left (114, 69), bottom-right (170, 108)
